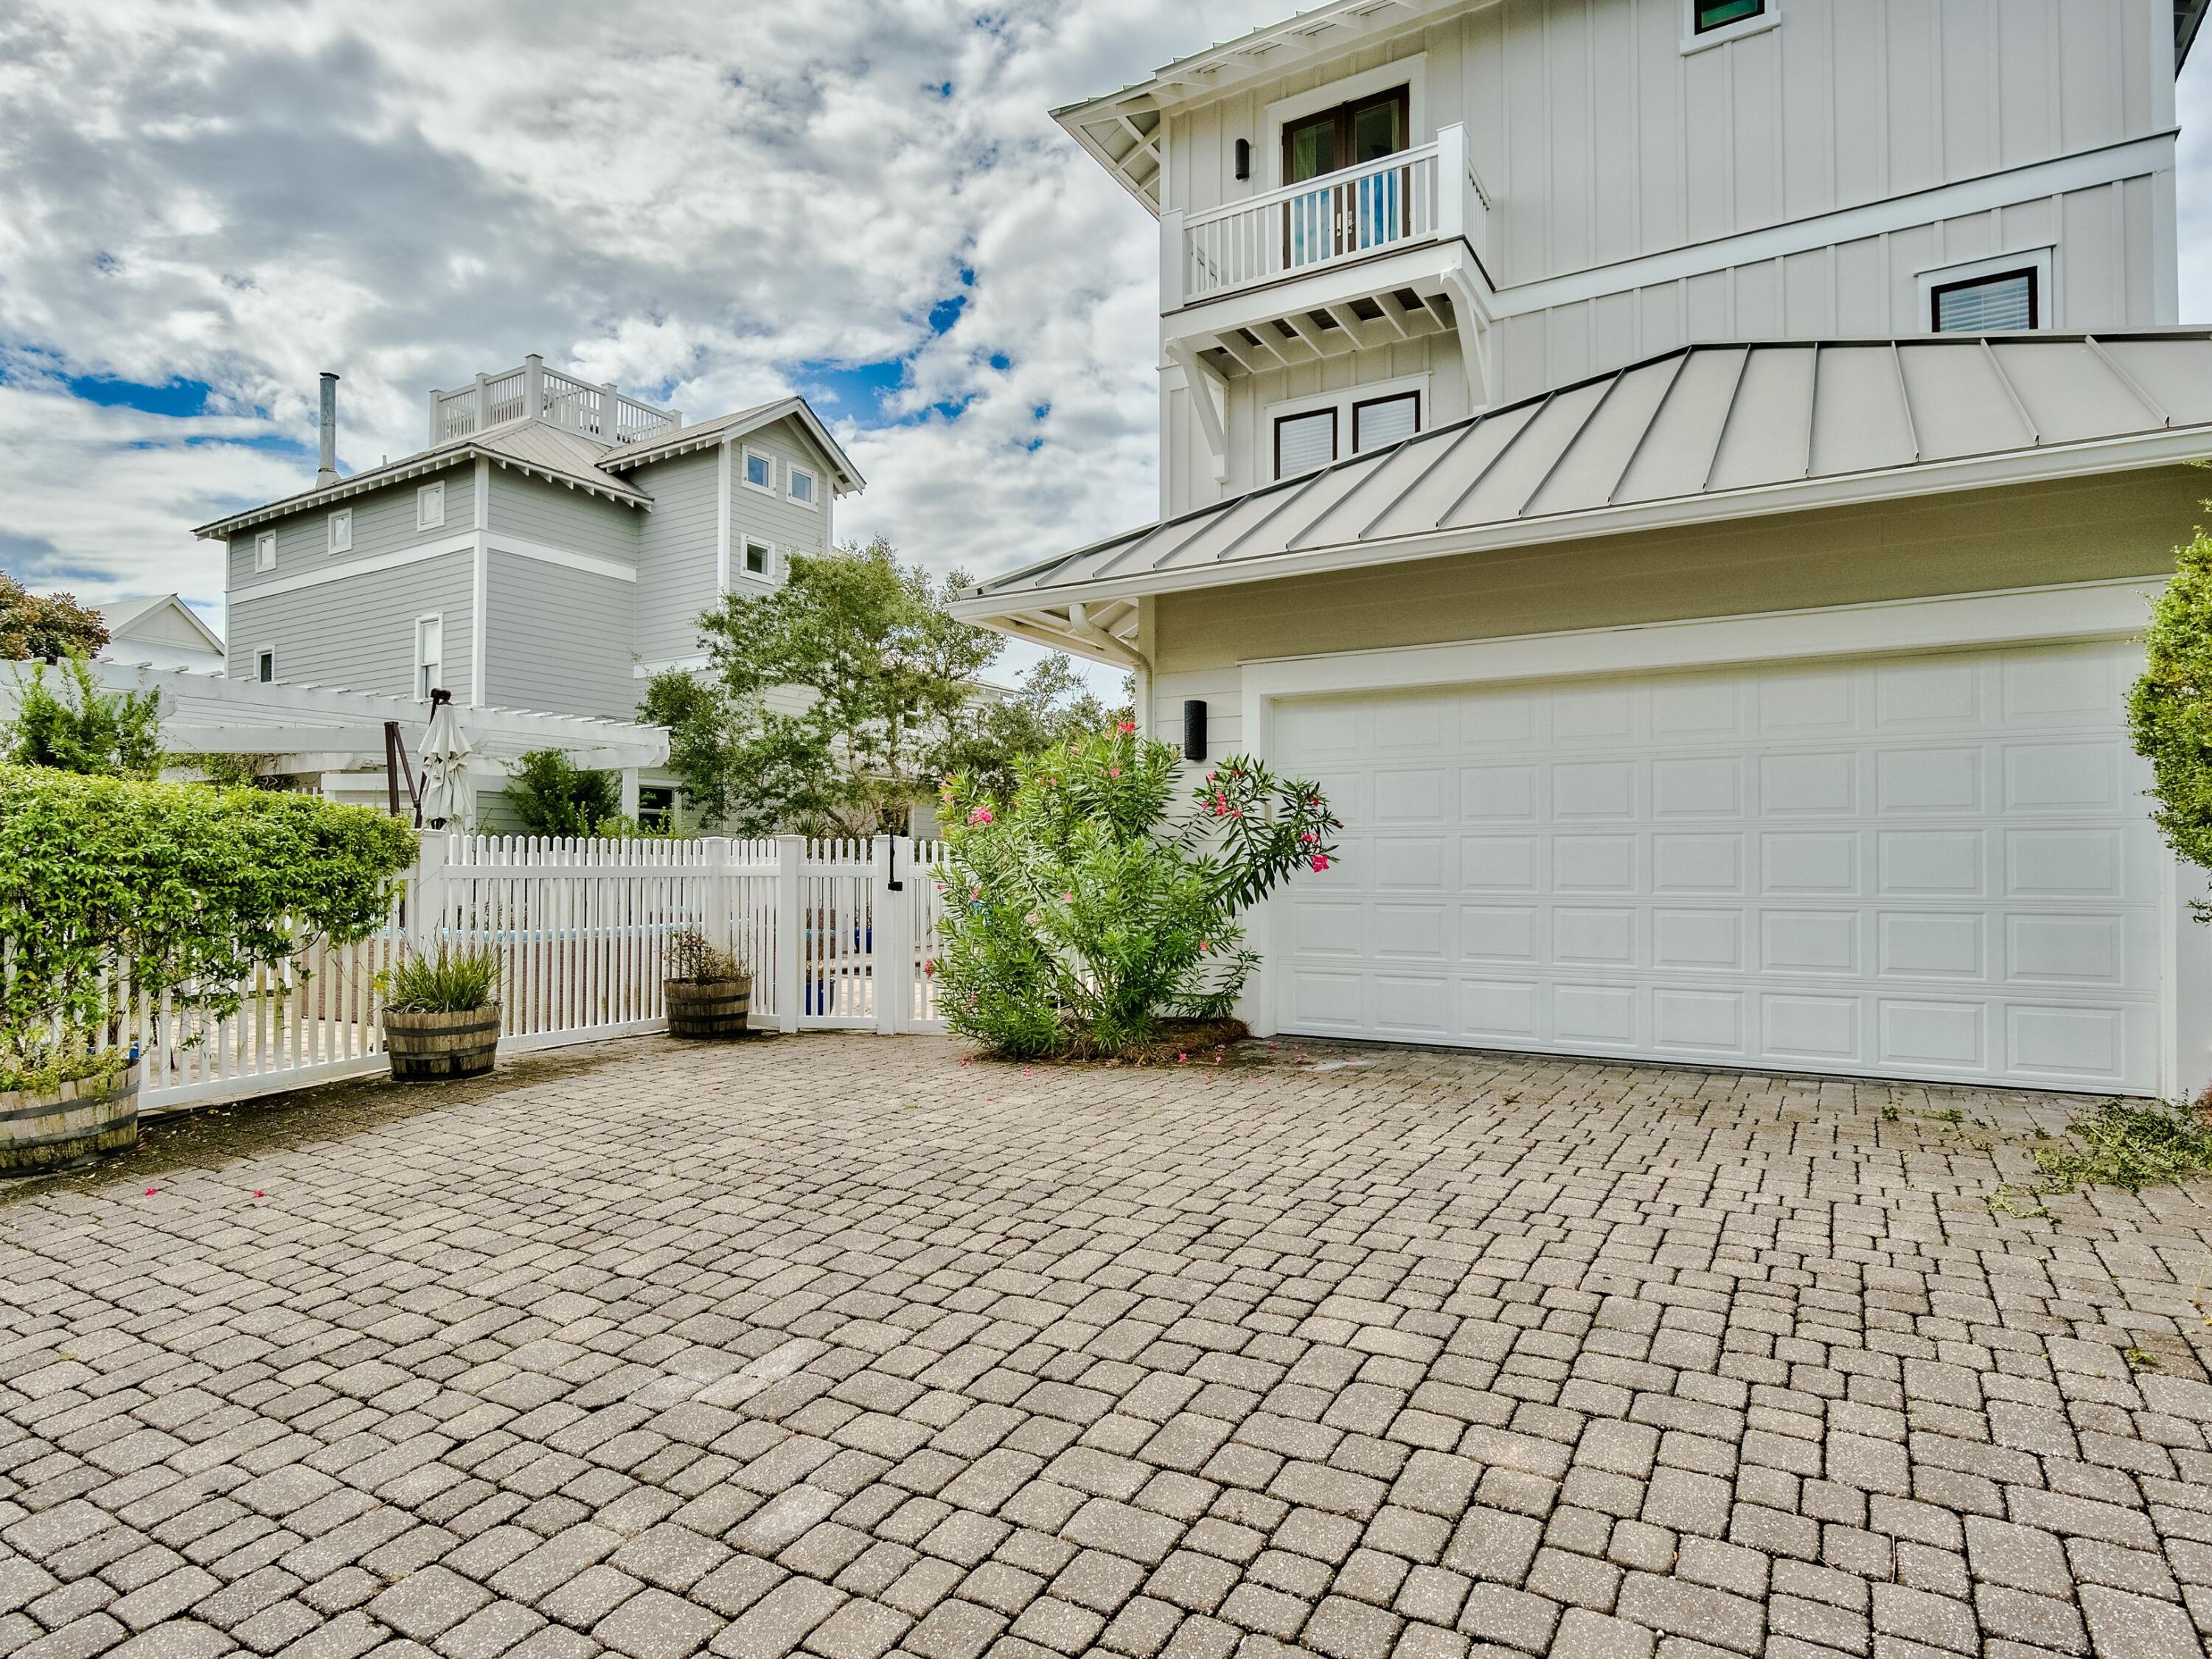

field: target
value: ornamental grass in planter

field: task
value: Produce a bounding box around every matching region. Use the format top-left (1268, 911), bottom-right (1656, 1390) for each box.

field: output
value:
top-left (664, 929), bottom-right (753, 1040)
top-left (1, 1035), bottom-right (139, 1178)
top-left (380, 947), bottom-right (501, 1080)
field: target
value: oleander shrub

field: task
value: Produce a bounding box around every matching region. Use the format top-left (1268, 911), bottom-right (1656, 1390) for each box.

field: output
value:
top-left (932, 723), bottom-right (1340, 1059)
top-left (0, 765), bottom-right (418, 1047)
top-left (2133, 521), bottom-right (2212, 898)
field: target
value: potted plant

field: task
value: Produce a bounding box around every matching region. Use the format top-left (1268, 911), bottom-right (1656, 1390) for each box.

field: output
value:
top-left (1, 1032), bottom-right (140, 1178)
top-left (379, 947), bottom-right (501, 1080)
top-left (664, 929), bottom-right (753, 1039)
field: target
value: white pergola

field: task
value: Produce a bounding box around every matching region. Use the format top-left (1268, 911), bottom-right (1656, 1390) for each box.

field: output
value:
top-left (26, 662), bottom-right (669, 813)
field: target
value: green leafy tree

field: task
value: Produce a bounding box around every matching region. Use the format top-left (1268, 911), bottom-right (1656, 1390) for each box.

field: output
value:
top-left (931, 724), bottom-right (1341, 1057)
top-left (3, 654), bottom-right (163, 778)
top-left (0, 573), bottom-right (108, 661)
top-left (2132, 523), bottom-right (2212, 894)
top-left (506, 749), bottom-right (622, 837)
top-left (939, 653), bottom-right (1133, 806)
top-left (642, 538), bottom-right (1002, 837)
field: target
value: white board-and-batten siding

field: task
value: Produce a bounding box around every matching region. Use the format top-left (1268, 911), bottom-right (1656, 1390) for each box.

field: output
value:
top-left (1156, 0), bottom-right (2179, 514)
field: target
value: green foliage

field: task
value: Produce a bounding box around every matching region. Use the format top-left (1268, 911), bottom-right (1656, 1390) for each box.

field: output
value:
top-left (0, 765), bottom-right (419, 1043)
top-left (379, 945), bottom-right (500, 1012)
top-left (939, 653), bottom-right (1133, 805)
top-left (642, 538), bottom-right (1003, 837)
top-left (0, 573), bottom-right (108, 661)
top-left (506, 749), bottom-right (622, 837)
top-left (4, 654), bottom-right (163, 778)
top-left (669, 928), bottom-right (749, 984)
top-left (931, 725), bottom-right (1340, 1058)
top-left (2132, 522), bottom-right (2212, 883)
top-left (177, 753), bottom-right (291, 790)
top-left (0, 1035), bottom-right (125, 1096)
top-left (1992, 1097), bottom-right (2212, 1217)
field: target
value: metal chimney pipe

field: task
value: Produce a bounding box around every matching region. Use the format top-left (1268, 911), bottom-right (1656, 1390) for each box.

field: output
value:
top-left (316, 372), bottom-right (340, 487)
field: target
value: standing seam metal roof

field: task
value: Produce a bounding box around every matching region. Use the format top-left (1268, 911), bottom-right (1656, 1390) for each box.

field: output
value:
top-left (969, 331), bottom-right (2212, 603)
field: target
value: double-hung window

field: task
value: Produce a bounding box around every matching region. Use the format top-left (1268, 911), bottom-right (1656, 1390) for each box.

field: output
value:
top-left (256, 648), bottom-right (276, 684)
top-left (416, 614), bottom-right (444, 701)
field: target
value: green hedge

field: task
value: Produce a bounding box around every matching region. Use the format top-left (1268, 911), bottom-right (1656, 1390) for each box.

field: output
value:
top-left (0, 765), bottom-right (418, 1040)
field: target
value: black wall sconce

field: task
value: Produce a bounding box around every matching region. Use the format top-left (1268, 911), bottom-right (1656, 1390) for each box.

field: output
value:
top-left (1183, 700), bottom-right (1208, 761)
top-left (1234, 139), bottom-right (1251, 181)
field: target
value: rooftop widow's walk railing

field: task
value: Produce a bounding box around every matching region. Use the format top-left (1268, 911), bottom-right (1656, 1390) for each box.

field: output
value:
top-left (429, 355), bottom-right (683, 446)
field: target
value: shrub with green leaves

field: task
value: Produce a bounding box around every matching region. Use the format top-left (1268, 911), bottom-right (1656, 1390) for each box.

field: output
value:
top-left (506, 749), bottom-right (622, 837)
top-left (0, 765), bottom-right (419, 1044)
top-left (379, 946), bottom-right (500, 1013)
top-left (4, 654), bottom-right (162, 778)
top-left (931, 724), bottom-right (1340, 1058)
top-left (2133, 521), bottom-right (2212, 886)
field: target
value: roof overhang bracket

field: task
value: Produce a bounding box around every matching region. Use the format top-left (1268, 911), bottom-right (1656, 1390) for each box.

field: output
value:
top-left (1068, 602), bottom-right (1150, 674)
top-left (1166, 342), bottom-right (1231, 485)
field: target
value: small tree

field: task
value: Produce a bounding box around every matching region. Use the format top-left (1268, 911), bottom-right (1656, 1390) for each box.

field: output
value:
top-left (933, 724), bottom-right (1340, 1058)
top-left (3, 654), bottom-right (163, 779)
top-left (506, 749), bottom-right (622, 837)
top-left (0, 573), bottom-right (108, 661)
top-left (2132, 525), bottom-right (2212, 892)
top-left (641, 538), bottom-right (1003, 837)
top-left (939, 653), bottom-right (1133, 806)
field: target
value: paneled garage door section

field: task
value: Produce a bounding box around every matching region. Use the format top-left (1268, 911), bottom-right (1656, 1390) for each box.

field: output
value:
top-left (1273, 641), bottom-right (2163, 1092)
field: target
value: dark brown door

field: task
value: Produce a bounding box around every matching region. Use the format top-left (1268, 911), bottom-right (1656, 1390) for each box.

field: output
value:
top-left (1281, 87), bottom-right (1410, 268)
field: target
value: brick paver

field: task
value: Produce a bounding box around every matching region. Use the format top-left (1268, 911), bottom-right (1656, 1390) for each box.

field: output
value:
top-left (4, 1033), bottom-right (2211, 1658)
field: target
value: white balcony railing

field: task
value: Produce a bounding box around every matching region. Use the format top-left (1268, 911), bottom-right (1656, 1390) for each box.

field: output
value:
top-left (428, 355), bottom-right (683, 448)
top-left (1165, 122), bottom-right (1490, 310)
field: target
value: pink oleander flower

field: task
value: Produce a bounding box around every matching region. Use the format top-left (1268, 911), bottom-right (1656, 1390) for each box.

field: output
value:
top-left (1176, 1051), bottom-right (1188, 1063)
top-left (1310, 855), bottom-right (1330, 872)
top-left (1109, 768), bottom-right (1121, 777)
top-left (1301, 830), bottom-right (1318, 843)
top-left (922, 958), bottom-right (936, 977)
top-left (1062, 891), bottom-right (1075, 902)
top-left (967, 806), bottom-right (994, 825)
top-left (1118, 720), bottom-right (1136, 734)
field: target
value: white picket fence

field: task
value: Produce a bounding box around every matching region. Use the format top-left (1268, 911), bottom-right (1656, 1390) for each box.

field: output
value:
top-left (108, 832), bottom-right (953, 1116)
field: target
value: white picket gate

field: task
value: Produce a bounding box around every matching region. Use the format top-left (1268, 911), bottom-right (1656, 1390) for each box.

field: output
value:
top-left (91, 831), bottom-right (955, 1116)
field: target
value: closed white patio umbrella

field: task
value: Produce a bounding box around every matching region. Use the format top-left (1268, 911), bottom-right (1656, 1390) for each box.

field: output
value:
top-left (417, 689), bottom-right (476, 830)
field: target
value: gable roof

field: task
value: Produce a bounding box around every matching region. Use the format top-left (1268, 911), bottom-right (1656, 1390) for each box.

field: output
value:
top-left (956, 330), bottom-right (2212, 642)
top-left (597, 395), bottom-right (866, 492)
top-left (100, 593), bottom-right (225, 654)
top-left (193, 415), bottom-right (650, 540)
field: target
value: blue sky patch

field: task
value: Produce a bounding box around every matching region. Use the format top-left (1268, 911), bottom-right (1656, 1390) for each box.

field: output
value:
top-left (64, 374), bottom-right (212, 417)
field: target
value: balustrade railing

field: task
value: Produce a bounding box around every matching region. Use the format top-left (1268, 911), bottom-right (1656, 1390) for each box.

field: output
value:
top-left (428, 355), bottom-right (682, 447)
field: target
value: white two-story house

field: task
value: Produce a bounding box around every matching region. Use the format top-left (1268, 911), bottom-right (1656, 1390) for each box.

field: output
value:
top-left (960, 0), bottom-right (2212, 1097)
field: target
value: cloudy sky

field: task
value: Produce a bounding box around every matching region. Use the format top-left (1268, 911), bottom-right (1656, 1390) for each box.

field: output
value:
top-left (5, 0), bottom-right (2212, 646)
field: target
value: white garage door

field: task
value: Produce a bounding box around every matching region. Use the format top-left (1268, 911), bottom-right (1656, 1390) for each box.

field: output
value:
top-left (1273, 640), bottom-right (2165, 1093)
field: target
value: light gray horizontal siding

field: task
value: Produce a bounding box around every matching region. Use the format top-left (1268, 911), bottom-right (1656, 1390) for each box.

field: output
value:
top-left (226, 550), bottom-right (473, 700)
top-left (729, 417), bottom-right (835, 571)
top-left (483, 552), bottom-right (637, 718)
top-left (487, 468), bottom-right (641, 563)
top-left (632, 446), bottom-right (722, 664)
top-left (226, 463), bottom-right (475, 591)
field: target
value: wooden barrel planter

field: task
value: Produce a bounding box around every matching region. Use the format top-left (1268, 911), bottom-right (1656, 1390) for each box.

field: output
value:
top-left (666, 977), bottom-right (752, 1040)
top-left (3, 1065), bottom-right (141, 1178)
top-left (383, 1006), bottom-right (501, 1081)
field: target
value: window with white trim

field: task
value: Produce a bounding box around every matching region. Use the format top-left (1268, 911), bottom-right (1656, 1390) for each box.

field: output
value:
top-left (1353, 392), bottom-right (1420, 453)
top-left (1693, 0), bottom-right (1763, 32)
top-left (328, 508), bottom-right (352, 554)
top-left (787, 465), bottom-right (818, 507)
top-left (1932, 267), bottom-right (2039, 333)
top-left (254, 530), bottom-right (277, 572)
top-left (415, 614), bottom-right (444, 701)
top-left (742, 537), bottom-right (773, 579)
top-left (256, 648), bottom-right (276, 684)
top-left (416, 481), bottom-right (445, 531)
top-left (1274, 409), bottom-right (1338, 479)
top-left (741, 449), bottom-right (775, 493)
top-left (637, 785), bottom-right (678, 833)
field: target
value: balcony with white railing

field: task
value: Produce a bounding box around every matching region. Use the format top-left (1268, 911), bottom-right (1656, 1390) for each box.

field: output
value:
top-left (1164, 122), bottom-right (1491, 313)
top-left (428, 355), bottom-right (683, 448)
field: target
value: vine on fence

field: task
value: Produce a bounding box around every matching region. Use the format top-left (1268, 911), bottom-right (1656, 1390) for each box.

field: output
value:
top-left (0, 765), bottom-right (418, 1053)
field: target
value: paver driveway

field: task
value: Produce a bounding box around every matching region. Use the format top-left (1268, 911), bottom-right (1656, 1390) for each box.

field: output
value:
top-left (4, 1034), bottom-right (2211, 1659)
